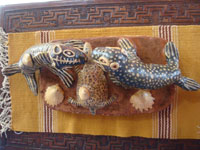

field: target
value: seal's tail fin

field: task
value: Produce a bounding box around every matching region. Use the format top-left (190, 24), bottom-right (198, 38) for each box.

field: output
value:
top-left (164, 42), bottom-right (179, 68)
top-left (24, 74), bottom-right (38, 96)
top-left (2, 63), bottom-right (21, 76)
top-left (175, 76), bottom-right (200, 91)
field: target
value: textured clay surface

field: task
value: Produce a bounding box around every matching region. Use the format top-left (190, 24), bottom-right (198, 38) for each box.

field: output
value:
top-left (39, 36), bottom-right (175, 116)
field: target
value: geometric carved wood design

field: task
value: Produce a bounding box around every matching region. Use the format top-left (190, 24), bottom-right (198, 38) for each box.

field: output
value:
top-left (2, 1), bottom-right (200, 33)
top-left (1, 131), bottom-right (200, 149)
top-left (1, 1), bottom-right (200, 149)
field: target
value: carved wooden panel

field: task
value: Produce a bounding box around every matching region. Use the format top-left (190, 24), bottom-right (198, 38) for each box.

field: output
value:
top-left (2, 1), bottom-right (200, 32)
top-left (1, 1), bottom-right (200, 149)
top-left (1, 131), bottom-right (200, 149)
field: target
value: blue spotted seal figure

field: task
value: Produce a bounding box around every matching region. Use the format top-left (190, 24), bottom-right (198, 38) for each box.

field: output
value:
top-left (2, 40), bottom-right (88, 95)
top-left (91, 38), bottom-right (200, 91)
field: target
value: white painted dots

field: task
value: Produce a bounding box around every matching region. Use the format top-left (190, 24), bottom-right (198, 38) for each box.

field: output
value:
top-left (92, 39), bottom-right (181, 90)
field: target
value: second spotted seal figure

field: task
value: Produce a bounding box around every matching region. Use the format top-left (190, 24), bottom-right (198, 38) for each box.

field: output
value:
top-left (91, 38), bottom-right (200, 91)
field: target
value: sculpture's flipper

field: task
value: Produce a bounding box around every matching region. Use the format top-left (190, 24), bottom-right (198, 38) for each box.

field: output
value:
top-left (118, 38), bottom-right (140, 61)
top-left (2, 63), bottom-right (21, 76)
top-left (164, 42), bottom-right (179, 67)
top-left (176, 76), bottom-right (200, 91)
top-left (109, 74), bottom-right (131, 89)
top-left (165, 42), bottom-right (200, 91)
top-left (89, 96), bottom-right (116, 115)
top-left (63, 40), bottom-right (85, 51)
top-left (48, 67), bottom-right (74, 88)
top-left (118, 38), bottom-right (136, 55)
top-left (74, 66), bottom-right (82, 74)
top-left (58, 69), bottom-right (74, 88)
top-left (68, 98), bottom-right (98, 115)
top-left (83, 42), bottom-right (92, 61)
top-left (68, 97), bottom-right (82, 106)
top-left (101, 95), bottom-right (116, 106)
top-left (109, 74), bottom-right (122, 86)
top-left (24, 73), bottom-right (38, 96)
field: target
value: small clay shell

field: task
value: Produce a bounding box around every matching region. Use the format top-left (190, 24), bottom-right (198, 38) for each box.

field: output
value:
top-left (130, 90), bottom-right (155, 112)
top-left (44, 84), bottom-right (64, 106)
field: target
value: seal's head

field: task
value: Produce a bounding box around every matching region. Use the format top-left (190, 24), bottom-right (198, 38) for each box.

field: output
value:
top-left (49, 44), bottom-right (87, 69)
top-left (91, 47), bottom-right (128, 73)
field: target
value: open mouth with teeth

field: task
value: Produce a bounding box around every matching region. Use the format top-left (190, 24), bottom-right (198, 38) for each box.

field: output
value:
top-left (52, 56), bottom-right (87, 69)
top-left (57, 58), bottom-right (82, 64)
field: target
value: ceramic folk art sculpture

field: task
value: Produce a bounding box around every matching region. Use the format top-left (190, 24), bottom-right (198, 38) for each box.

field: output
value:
top-left (3, 36), bottom-right (200, 116)
top-left (130, 90), bottom-right (155, 112)
top-left (44, 84), bottom-right (64, 107)
top-left (92, 38), bottom-right (200, 91)
top-left (68, 63), bottom-right (116, 115)
top-left (2, 40), bottom-right (88, 95)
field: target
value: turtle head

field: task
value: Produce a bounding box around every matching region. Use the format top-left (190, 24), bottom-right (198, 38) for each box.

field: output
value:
top-left (91, 47), bottom-right (128, 72)
top-left (49, 44), bottom-right (87, 69)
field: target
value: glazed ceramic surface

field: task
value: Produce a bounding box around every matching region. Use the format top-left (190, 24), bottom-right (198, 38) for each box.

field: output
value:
top-left (92, 38), bottom-right (200, 91)
top-left (2, 40), bottom-right (87, 95)
top-left (68, 63), bottom-right (116, 115)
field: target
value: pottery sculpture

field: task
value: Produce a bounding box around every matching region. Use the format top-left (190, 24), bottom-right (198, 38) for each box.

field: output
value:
top-left (68, 63), bottom-right (116, 115)
top-left (2, 40), bottom-right (88, 95)
top-left (92, 38), bottom-right (200, 91)
top-left (130, 90), bottom-right (155, 112)
top-left (44, 84), bottom-right (64, 107)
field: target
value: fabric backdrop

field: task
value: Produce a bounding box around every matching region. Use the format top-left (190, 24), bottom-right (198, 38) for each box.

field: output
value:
top-left (8, 25), bottom-right (200, 139)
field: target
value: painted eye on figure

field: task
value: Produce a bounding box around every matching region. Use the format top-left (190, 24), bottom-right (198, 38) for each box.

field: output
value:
top-left (98, 56), bottom-right (109, 65)
top-left (99, 58), bottom-right (106, 63)
top-left (53, 46), bottom-right (62, 54)
top-left (110, 62), bottom-right (119, 70)
top-left (63, 49), bottom-right (75, 57)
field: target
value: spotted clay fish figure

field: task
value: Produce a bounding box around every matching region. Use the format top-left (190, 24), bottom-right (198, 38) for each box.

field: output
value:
top-left (68, 63), bottom-right (116, 115)
top-left (2, 40), bottom-right (88, 95)
top-left (91, 38), bottom-right (200, 91)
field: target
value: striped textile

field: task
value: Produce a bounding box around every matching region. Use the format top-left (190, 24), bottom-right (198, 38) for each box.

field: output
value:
top-left (152, 26), bottom-right (178, 139)
top-left (8, 26), bottom-right (200, 139)
top-left (36, 31), bottom-right (57, 133)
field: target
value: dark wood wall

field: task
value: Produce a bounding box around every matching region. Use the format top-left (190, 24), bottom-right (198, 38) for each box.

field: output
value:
top-left (1, 0), bottom-right (200, 33)
top-left (0, 0), bottom-right (200, 149)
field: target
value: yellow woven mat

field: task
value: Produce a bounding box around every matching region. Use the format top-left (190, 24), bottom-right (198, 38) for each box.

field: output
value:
top-left (8, 26), bottom-right (200, 139)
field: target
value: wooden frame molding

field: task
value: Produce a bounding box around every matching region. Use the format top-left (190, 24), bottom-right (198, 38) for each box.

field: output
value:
top-left (1, 131), bottom-right (200, 149)
top-left (1, 0), bottom-right (200, 33)
top-left (0, 1), bottom-right (200, 149)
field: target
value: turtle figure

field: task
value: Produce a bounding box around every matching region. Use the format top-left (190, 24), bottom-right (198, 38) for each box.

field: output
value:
top-left (68, 63), bottom-right (116, 115)
top-left (91, 38), bottom-right (200, 91)
top-left (2, 40), bottom-right (88, 95)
